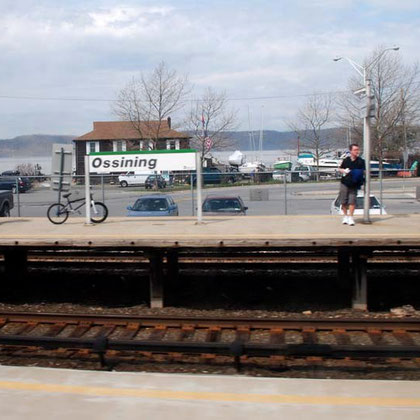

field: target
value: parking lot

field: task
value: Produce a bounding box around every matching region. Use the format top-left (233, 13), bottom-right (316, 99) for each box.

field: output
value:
top-left (8, 176), bottom-right (420, 218)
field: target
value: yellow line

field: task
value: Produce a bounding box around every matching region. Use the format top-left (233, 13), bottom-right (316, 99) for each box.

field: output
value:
top-left (0, 380), bottom-right (419, 407)
top-left (1, 234), bottom-right (420, 239)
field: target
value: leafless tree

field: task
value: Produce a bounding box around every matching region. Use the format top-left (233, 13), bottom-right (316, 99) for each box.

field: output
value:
top-left (113, 61), bottom-right (189, 148)
top-left (337, 46), bottom-right (420, 164)
top-left (289, 93), bottom-right (335, 170)
top-left (185, 88), bottom-right (238, 162)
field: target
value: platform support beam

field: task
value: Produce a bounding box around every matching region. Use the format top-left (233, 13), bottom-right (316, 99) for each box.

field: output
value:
top-left (3, 249), bottom-right (28, 281)
top-left (148, 252), bottom-right (164, 308)
top-left (167, 251), bottom-right (179, 283)
top-left (351, 250), bottom-right (368, 311)
top-left (337, 248), bottom-right (351, 289)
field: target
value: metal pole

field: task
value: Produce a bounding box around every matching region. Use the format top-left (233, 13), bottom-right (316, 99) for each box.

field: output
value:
top-left (84, 155), bottom-right (91, 225)
top-left (101, 174), bottom-right (105, 203)
top-left (283, 171), bottom-right (288, 215)
top-left (363, 77), bottom-right (372, 224)
top-left (190, 173), bottom-right (194, 216)
top-left (196, 152), bottom-right (203, 223)
top-left (15, 179), bottom-right (21, 217)
top-left (58, 147), bottom-right (64, 205)
top-left (379, 169), bottom-right (383, 215)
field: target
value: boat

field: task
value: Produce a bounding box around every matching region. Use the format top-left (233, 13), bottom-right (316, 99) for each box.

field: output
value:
top-left (228, 150), bottom-right (245, 166)
top-left (239, 161), bottom-right (266, 173)
top-left (273, 160), bottom-right (292, 170)
top-left (297, 153), bottom-right (340, 173)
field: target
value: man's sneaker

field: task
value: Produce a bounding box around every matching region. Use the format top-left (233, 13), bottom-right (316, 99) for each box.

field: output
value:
top-left (342, 216), bottom-right (348, 224)
top-left (348, 217), bottom-right (355, 226)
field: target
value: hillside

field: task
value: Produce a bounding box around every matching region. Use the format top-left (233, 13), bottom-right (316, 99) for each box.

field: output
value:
top-left (0, 129), bottom-right (343, 156)
top-left (225, 130), bottom-right (299, 150)
top-left (0, 134), bottom-right (74, 157)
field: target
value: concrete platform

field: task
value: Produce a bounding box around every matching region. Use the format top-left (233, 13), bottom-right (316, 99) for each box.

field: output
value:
top-left (1, 215), bottom-right (420, 248)
top-left (0, 366), bottom-right (419, 419)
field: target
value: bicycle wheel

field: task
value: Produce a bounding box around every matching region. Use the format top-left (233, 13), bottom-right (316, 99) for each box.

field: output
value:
top-left (47, 203), bottom-right (69, 224)
top-left (90, 202), bottom-right (108, 223)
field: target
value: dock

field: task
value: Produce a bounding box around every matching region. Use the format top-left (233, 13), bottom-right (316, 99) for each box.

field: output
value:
top-left (1, 215), bottom-right (420, 309)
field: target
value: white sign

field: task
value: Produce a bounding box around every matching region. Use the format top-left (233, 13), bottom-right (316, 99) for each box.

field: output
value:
top-left (88, 150), bottom-right (197, 174)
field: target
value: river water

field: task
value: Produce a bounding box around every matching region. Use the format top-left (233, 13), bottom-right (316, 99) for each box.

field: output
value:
top-left (0, 149), bottom-right (297, 175)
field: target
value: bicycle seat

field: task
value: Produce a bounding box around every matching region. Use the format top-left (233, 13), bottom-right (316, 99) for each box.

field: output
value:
top-left (63, 193), bottom-right (72, 198)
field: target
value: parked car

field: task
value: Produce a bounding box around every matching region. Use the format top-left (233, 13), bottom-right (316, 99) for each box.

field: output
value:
top-left (202, 195), bottom-right (248, 215)
top-left (0, 176), bottom-right (31, 193)
top-left (272, 170), bottom-right (286, 181)
top-left (145, 175), bottom-right (167, 190)
top-left (0, 190), bottom-right (13, 216)
top-left (187, 167), bottom-right (239, 185)
top-left (119, 172), bottom-right (151, 187)
top-left (126, 194), bottom-right (179, 217)
top-left (1, 170), bottom-right (20, 176)
top-left (330, 192), bottom-right (387, 215)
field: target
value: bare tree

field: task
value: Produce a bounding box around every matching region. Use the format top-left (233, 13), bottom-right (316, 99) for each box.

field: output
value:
top-left (337, 46), bottom-right (420, 164)
top-left (289, 93), bottom-right (335, 170)
top-left (186, 88), bottom-right (238, 162)
top-left (113, 61), bottom-right (189, 148)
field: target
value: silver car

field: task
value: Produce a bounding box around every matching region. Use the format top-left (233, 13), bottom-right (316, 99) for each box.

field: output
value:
top-left (330, 192), bottom-right (387, 215)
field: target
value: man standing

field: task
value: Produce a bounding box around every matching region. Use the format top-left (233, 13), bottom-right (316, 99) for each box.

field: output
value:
top-left (338, 144), bottom-right (365, 226)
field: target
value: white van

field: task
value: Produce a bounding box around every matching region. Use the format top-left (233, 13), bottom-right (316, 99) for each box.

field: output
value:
top-left (118, 172), bottom-right (153, 187)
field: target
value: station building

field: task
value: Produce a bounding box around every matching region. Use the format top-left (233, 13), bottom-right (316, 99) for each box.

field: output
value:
top-left (73, 118), bottom-right (191, 176)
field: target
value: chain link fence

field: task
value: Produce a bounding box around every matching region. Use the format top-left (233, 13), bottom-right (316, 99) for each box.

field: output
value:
top-left (1, 169), bottom-right (419, 218)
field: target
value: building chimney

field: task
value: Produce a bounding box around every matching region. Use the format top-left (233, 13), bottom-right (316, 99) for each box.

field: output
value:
top-left (167, 117), bottom-right (171, 129)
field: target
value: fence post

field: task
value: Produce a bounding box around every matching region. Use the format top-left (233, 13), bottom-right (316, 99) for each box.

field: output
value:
top-left (190, 173), bottom-right (194, 216)
top-left (101, 174), bottom-right (105, 203)
top-left (283, 172), bottom-right (288, 215)
top-left (196, 152), bottom-right (203, 223)
top-left (379, 169), bottom-right (383, 215)
top-left (84, 155), bottom-right (91, 225)
top-left (15, 179), bottom-right (21, 217)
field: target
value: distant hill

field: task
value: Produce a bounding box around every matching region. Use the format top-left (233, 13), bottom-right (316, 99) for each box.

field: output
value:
top-left (225, 130), bottom-right (299, 150)
top-left (0, 134), bottom-right (74, 157)
top-left (0, 129), bottom-right (343, 156)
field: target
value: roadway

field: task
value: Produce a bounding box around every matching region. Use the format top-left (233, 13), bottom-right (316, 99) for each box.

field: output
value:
top-left (9, 177), bottom-right (420, 218)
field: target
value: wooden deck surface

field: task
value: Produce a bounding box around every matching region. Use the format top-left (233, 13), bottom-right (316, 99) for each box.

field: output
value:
top-left (1, 215), bottom-right (420, 248)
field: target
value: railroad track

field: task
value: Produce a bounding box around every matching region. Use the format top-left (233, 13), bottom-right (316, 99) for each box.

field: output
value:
top-left (0, 311), bottom-right (419, 371)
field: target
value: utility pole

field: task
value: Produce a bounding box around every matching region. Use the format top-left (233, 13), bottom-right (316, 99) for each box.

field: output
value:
top-left (363, 77), bottom-right (373, 224)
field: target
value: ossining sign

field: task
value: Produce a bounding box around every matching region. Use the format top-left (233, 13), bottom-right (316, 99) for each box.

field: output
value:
top-left (88, 149), bottom-right (197, 174)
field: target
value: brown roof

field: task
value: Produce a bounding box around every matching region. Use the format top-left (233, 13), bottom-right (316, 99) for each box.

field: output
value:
top-left (75, 120), bottom-right (189, 141)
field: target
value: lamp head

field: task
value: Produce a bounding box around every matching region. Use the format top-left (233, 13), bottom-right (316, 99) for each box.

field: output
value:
top-left (333, 56), bottom-right (342, 62)
top-left (392, 46), bottom-right (400, 51)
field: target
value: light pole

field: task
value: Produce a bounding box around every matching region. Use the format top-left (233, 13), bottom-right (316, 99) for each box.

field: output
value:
top-left (334, 47), bottom-right (399, 224)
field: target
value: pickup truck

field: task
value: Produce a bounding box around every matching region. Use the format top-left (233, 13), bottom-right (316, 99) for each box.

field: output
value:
top-left (0, 190), bottom-right (13, 217)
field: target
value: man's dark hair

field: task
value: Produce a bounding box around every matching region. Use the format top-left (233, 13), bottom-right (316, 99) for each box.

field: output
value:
top-left (349, 143), bottom-right (359, 151)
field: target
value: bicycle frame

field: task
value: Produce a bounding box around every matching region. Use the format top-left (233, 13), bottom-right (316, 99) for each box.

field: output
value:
top-left (62, 195), bottom-right (99, 216)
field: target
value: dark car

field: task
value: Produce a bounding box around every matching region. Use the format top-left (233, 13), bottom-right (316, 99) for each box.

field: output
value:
top-left (202, 195), bottom-right (248, 215)
top-left (0, 176), bottom-right (31, 193)
top-left (187, 167), bottom-right (238, 185)
top-left (1, 170), bottom-right (20, 176)
top-left (145, 175), bottom-right (167, 190)
top-left (126, 194), bottom-right (178, 217)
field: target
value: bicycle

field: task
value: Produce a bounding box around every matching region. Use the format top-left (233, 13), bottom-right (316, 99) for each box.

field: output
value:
top-left (47, 192), bottom-right (108, 224)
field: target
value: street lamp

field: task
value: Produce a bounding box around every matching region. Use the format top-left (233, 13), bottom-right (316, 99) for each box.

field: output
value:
top-left (334, 47), bottom-right (399, 224)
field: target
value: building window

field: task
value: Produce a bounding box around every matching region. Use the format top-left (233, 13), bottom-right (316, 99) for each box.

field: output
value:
top-left (86, 141), bottom-right (100, 154)
top-left (139, 140), bottom-right (154, 150)
top-left (113, 140), bottom-right (126, 152)
top-left (166, 140), bottom-right (180, 150)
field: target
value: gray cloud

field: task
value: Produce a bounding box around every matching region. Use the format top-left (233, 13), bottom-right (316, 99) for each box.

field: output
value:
top-left (0, 0), bottom-right (418, 137)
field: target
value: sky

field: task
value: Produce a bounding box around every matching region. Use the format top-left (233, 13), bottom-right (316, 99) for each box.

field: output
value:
top-left (0, 0), bottom-right (419, 138)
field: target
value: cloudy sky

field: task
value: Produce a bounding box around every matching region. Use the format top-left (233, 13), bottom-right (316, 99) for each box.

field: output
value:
top-left (0, 0), bottom-right (419, 138)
